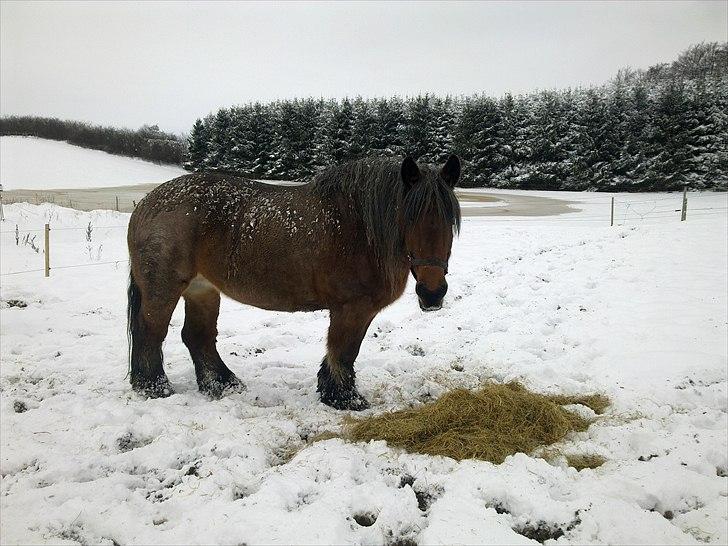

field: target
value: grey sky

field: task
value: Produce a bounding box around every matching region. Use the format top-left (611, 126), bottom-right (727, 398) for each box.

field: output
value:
top-left (1, 0), bottom-right (726, 134)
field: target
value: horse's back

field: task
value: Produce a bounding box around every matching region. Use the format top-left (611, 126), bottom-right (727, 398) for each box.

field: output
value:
top-left (133, 171), bottom-right (282, 215)
top-left (127, 171), bottom-right (326, 309)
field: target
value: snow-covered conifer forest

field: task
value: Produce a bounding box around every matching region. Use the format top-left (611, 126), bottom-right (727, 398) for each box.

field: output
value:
top-left (185, 43), bottom-right (727, 191)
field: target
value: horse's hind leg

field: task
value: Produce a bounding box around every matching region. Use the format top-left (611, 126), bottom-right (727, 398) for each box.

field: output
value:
top-left (182, 276), bottom-right (243, 398)
top-left (318, 304), bottom-right (376, 411)
top-left (128, 273), bottom-right (183, 398)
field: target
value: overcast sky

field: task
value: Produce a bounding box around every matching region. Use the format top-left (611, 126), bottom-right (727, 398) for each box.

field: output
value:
top-left (1, 0), bottom-right (726, 134)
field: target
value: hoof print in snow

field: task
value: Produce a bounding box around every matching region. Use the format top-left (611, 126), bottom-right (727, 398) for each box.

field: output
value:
top-left (399, 474), bottom-right (415, 488)
top-left (415, 489), bottom-right (436, 512)
top-left (649, 507), bottom-right (675, 520)
top-left (13, 400), bottom-right (28, 413)
top-left (184, 462), bottom-right (200, 476)
top-left (513, 518), bottom-right (578, 544)
top-left (397, 475), bottom-right (440, 511)
top-left (407, 345), bottom-right (425, 357)
top-left (232, 486), bottom-right (252, 500)
top-left (487, 501), bottom-right (510, 515)
top-left (55, 524), bottom-right (87, 545)
top-left (638, 454), bottom-right (659, 462)
top-left (387, 537), bottom-right (418, 546)
top-left (353, 513), bottom-right (377, 527)
top-left (4, 299), bottom-right (28, 308)
top-left (116, 431), bottom-right (150, 453)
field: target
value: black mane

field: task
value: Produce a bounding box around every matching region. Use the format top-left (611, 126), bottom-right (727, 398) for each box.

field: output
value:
top-left (309, 157), bottom-right (461, 283)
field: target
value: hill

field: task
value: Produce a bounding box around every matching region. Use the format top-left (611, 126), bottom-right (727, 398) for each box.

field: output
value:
top-left (0, 136), bottom-right (186, 190)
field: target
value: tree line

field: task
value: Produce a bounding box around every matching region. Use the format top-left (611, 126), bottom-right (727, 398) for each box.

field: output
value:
top-left (186, 42), bottom-right (727, 190)
top-left (0, 116), bottom-right (185, 165)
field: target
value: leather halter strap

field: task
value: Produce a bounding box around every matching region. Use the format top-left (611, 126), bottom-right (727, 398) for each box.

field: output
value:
top-left (408, 254), bottom-right (449, 276)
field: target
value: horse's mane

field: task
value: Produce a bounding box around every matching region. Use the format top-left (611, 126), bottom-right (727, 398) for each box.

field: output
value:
top-left (309, 157), bottom-right (461, 283)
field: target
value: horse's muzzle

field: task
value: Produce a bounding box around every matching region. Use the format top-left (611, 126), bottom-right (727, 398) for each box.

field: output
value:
top-left (416, 281), bottom-right (448, 312)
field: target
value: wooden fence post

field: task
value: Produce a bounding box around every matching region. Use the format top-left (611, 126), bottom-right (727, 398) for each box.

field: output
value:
top-left (610, 197), bottom-right (614, 226)
top-left (681, 186), bottom-right (688, 221)
top-left (44, 224), bottom-right (50, 277)
top-left (115, 196), bottom-right (119, 212)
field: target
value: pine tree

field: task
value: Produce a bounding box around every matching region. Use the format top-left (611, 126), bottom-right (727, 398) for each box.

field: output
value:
top-left (684, 78), bottom-right (728, 189)
top-left (351, 97), bottom-right (377, 160)
top-left (185, 118), bottom-right (208, 171)
top-left (401, 94), bottom-right (434, 160)
top-left (452, 96), bottom-right (482, 186)
top-left (248, 102), bottom-right (275, 178)
top-left (469, 96), bottom-right (506, 187)
top-left (372, 97), bottom-right (405, 157)
top-left (206, 108), bottom-right (233, 169)
top-left (526, 91), bottom-right (572, 190)
top-left (643, 81), bottom-right (692, 190)
top-left (227, 106), bottom-right (253, 172)
top-left (619, 83), bottom-right (651, 189)
top-left (429, 96), bottom-right (457, 164)
top-left (324, 98), bottom-right (354, 164)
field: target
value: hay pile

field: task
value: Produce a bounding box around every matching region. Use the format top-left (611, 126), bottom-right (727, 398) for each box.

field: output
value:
top-left (345, 382), bottom-right (608, 464)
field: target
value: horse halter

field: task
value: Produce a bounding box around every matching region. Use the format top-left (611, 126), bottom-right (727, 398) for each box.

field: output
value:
top-left (407, 253), bottom-right (449, 279)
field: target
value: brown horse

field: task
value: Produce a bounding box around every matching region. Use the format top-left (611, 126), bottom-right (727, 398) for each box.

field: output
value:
top-left (127, 155), bottom-right (461, 410)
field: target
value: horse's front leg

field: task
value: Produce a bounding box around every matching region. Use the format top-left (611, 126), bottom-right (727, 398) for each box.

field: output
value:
top-left (318, 304), bottom-right (377, 411)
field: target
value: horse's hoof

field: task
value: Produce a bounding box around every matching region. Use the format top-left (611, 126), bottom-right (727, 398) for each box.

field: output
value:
top-left (199, 374), bottom-right (246, 399)
top-left (132, 377), bottom-right (174, 399)
top-left (321, 390), bottom-right (370, 411)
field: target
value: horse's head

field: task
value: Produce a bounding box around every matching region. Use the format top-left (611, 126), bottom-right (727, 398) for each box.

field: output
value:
top-left (401, 155), bottom-right (461, 312)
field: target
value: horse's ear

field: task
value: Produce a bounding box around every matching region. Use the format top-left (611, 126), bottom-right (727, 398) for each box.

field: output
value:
top-left (440, 154), bottom-right (461, 187)
top-left (401, 156), bottom-right (421, 190)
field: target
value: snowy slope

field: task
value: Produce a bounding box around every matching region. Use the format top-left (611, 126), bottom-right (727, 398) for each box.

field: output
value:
top-left (0, 136), bottom-right (186, 190)
top-left (1, 197), bottom-right (727, 545)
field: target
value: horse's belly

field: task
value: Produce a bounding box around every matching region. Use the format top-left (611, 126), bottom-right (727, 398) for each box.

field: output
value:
top-left (203, 269), bottom-right (325, 312)
top-left (225, 288), bottom-right (324, 312)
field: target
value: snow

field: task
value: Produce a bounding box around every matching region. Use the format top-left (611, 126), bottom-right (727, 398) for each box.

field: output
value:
top-left (1, 194), bottom-right (727, 545)
top-left (0, 137), bottom-right (187, 190)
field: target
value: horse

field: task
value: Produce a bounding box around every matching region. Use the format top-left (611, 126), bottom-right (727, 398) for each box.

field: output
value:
top-left (127, 155), bottom-right (461, 410)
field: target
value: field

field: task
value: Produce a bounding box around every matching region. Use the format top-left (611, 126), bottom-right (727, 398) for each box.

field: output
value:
top-left (1, 186), bottom-right (726, 544)
top-left (0, 137), bottom-right (187, 190)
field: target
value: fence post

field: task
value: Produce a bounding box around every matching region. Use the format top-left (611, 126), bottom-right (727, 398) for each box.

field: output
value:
top-left (115, 196), bottom-right (119, 212)
top-left (44, 224), bottom-right (50, 277)
top-left (681, 186), bottom-right (688, 221)
top-left (610, 197), bottom-right (614, 226)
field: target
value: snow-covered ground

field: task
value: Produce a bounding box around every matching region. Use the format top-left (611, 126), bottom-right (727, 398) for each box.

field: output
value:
top-left (1, 194), bottom-right (727, 545)
top-left (0, 137), bottom-right (187, 189)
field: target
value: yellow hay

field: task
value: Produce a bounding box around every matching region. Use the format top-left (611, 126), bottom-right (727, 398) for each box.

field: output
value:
top-left (345, 382), bottom-right (609, 464)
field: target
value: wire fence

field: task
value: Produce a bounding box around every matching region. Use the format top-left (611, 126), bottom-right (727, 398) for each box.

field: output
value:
top-left (1, 190), bottom-right (146, 213)
top-left (1, 222), bottom-right (130, 278)
top-left (1, 191), bottom-right (726, 278)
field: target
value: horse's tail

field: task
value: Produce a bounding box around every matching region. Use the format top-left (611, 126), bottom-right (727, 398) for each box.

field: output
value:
top-left (127, 269), bottom-right (142, 378)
